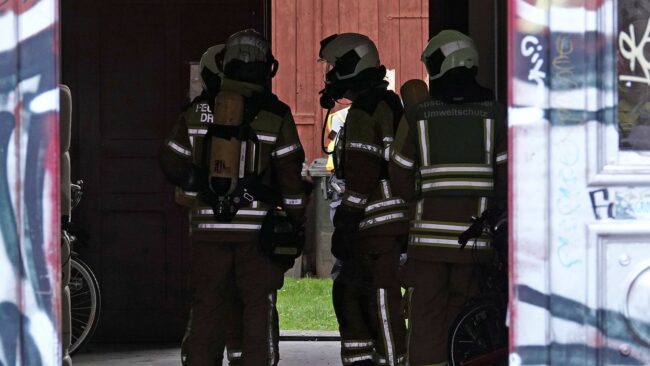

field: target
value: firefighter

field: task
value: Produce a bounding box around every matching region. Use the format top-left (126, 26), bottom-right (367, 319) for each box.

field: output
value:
top-left (319, 33), bottom-right (408, 366)
top-left (389, 30), bottom-right (507, 366)
top-left (175, 44), bottom-right (247, 366)
top-left (160, 29), bottom-right (306, 366)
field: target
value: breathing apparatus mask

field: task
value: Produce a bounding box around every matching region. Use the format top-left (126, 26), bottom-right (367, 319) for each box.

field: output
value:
top-left (318, 33), bottom-right (386, 160)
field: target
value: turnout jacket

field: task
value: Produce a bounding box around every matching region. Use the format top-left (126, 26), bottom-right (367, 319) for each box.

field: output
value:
top-left (337, 87), bottom-right (409, 237)
top-left (389, 98), bottom-right (507, 262)
top-left (161, 78), bottom-right (306, 241)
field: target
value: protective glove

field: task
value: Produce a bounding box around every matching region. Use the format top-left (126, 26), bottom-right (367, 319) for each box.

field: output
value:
top-left (272, 223), bottom-right (305, 271)
top-left (260, 209), bottom-right (305, 271)
top-left (331, 205), bottom-right (364, 261)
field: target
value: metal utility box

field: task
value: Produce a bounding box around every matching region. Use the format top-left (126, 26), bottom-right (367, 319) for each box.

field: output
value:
top-left (307, 158), bottom-right (336, 279)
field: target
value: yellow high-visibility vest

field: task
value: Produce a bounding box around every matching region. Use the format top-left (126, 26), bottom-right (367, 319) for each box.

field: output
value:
top-left (325, 107), bottom-right (349, 171)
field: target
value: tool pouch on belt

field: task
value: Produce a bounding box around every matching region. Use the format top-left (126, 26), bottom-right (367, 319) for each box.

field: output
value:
top-left (260, 208), bottom-right (304, 270)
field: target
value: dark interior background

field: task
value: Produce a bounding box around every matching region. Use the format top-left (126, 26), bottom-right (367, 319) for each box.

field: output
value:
top-left (61, 0), bottom-right (268, 342)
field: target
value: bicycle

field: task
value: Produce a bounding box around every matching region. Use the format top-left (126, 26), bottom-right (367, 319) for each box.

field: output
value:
top-left (64, 181), bottom-right (102, 355)
top-left (447, 207), bottom-right (508, 366)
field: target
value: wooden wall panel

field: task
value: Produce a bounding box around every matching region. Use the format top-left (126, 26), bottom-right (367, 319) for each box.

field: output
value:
top-left (378, 0), bottom-right (401, 86)
top-left (421, 0), bottom-right (430, 72)
top-left (296, 0), bottom-right (315, 114)
top-left (358, 1), bottom-right (379, 43)
top-left (272, 0), bottom-right (297, 109)
top-left (321, 0), bottom-right (340, 37)
top-left (399, 0), bottom-right (420, 87)
top-left (273, 0), bottom-right (429, 162)
top-left (339, 0), bottom-right (360, 34)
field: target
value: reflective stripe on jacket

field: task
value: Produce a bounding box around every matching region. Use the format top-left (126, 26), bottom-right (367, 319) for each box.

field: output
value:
top-left (336, 87), bottom-right (408, 236)
top-left (389, 97), bottom-right (507, 262)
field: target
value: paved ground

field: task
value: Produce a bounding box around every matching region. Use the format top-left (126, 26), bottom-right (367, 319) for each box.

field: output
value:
top-left (73, 341), bottom-right (341, 366)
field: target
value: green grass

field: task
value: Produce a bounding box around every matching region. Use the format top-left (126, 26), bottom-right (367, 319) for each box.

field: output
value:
top-left (277, 277), bottom-right (338, 331)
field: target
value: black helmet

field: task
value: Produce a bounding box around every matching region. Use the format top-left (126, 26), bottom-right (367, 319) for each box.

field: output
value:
top-left (223, 29), bottom-right (278, 85)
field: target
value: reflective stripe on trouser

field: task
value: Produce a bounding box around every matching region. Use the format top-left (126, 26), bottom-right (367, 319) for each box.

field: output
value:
top-left (185, 276), bottom-right (243, 365)
top-left (376, 288), bottom-right (407, 365)
top-left (374, 354), bottom-right (407, 365)
top-left (404, 260), bottom-right (477, 365)
top-left (334, 275), bottom-right (375, 365)
top-left (333, 236), bottom-right (407, 366)
top-left (227, 349), bottom-right (243, 364)
top-left (188, 239), bottom-right (284, 366)
top-left (226, 307), bottom-right (278, 365)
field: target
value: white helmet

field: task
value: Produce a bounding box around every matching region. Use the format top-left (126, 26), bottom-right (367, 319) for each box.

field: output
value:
top-left (319, 33), bottom-right (381, 81)
top-left (421, 30), bottom-right (479, 80)
top-left (199, 44), bottom-right (225, 91)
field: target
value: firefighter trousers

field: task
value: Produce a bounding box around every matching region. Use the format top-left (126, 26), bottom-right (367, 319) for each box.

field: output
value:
top-left (223, 295), bottom-right (280, 365)
top-left (182, 283), bottom-right (246, 365)
top-left (403, 259), bottom-right (478, 365)
top-left (333, 236), bottom-right (407, 365)
top-left (188, 238), bottom-right (284, 366)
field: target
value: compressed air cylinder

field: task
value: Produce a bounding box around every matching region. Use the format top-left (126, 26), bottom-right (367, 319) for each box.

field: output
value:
top-left (400, 79), bottom-right (429, 109)
top-left (209, 90), bottom-right (245, 196)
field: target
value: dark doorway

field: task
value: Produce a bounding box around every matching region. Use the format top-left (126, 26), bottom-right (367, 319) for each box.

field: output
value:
top-left (429, 0), bottom-right (508, 102)
top-left (61, 0), bottom-right (269, 343)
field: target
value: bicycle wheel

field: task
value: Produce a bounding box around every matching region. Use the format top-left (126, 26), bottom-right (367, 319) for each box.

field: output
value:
top-left (448, 300), bottom-right (507, 366)
top-left (69, 257), bottom-right (101, 355)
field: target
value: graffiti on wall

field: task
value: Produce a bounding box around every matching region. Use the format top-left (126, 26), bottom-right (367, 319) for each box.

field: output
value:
top-left (618, 18), bottom-right (650, 86)
top-left (589, 187), bottom-right (650, 220)
top-left (521, 35), bottom-right (547, 94)
top-left (511, 0), bottom-right (650, 364)
top-left (589, 189), bottom-right (615, 220)
top-left (0, 1), bottom-right (60, 365)
top-left (618, 0), bottom-right (650, 150)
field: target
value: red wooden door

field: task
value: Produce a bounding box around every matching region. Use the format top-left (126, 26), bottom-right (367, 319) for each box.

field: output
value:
top-left (272, 0), bottom-right (430, 163)
top-left (61, 0), bottom-right (267, 342)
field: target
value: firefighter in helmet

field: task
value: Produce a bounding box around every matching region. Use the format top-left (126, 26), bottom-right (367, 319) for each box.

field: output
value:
top-left (389, 30), bottom-right (507, 365)
top-left (319, 33), bottom-right (408, 366)
top-left (174, 44), bottom-right (248, 366)
top-left (160, 29), bottom-right (306, 366)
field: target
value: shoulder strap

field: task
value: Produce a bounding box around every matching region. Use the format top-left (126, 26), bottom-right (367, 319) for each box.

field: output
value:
top-left (261, 92), bottom-right (290, 118)
top-left (350, 88), bottom-right (383, 115)
top-left (381, 90), bottom-right (404, 133)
